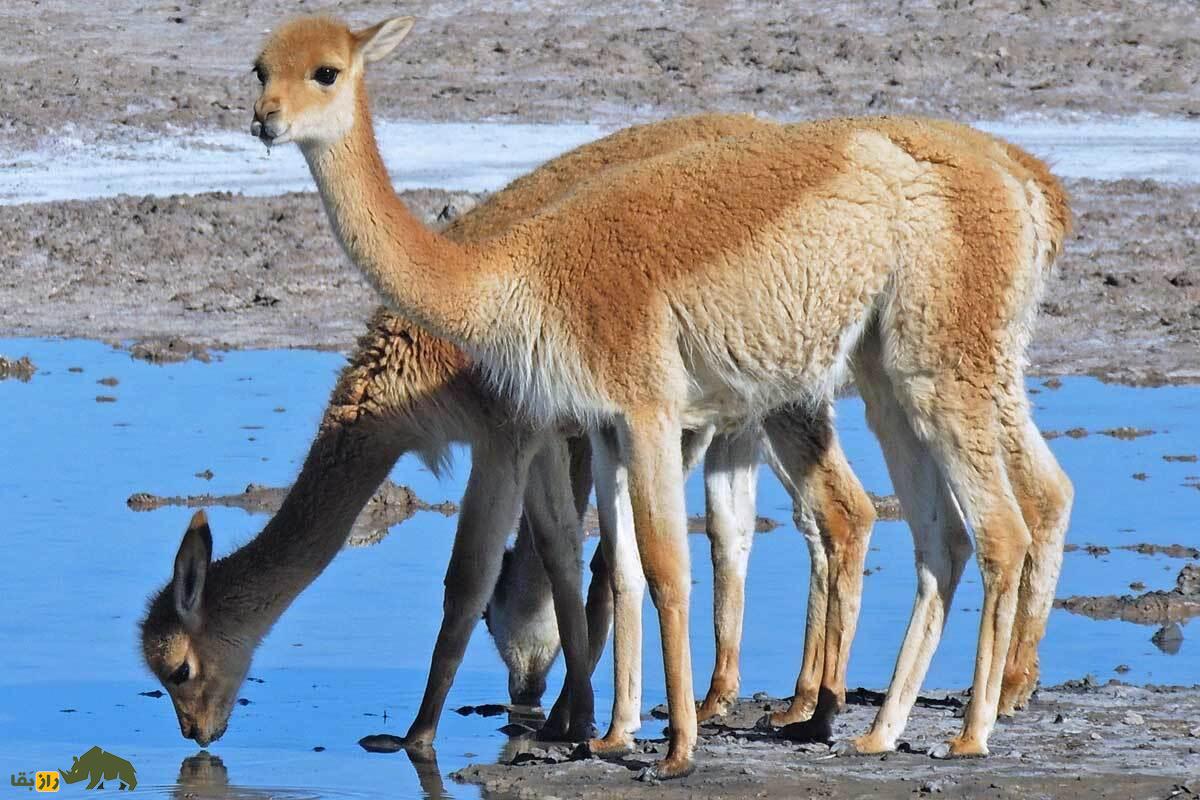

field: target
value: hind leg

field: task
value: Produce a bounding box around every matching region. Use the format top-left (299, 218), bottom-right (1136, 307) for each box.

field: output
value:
top-left (998, 406), bottom-right (1073, 714)
top-left (885, 364), bottom-right (1032, 757)
top-left (524, 438), bottom-right (595, 742)
top-left (837, 335), bottom-right (974, 755)
top-left (760, 406), bottom-right (875, 739)
top-left (696, 427), bottom-right (759, 722)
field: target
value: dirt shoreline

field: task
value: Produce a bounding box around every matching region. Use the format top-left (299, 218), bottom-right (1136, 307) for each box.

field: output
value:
top-left (2, 178), bottom-right (1197, 385)
top-left (450, 683), bottom-right (1200, 799)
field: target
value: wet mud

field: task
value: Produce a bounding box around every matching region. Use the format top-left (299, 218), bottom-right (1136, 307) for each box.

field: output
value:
top-left (452, 683), bottom-right (1200, 800)
top-left (0, 355), bottom-right (35, 381)
top-left (1055, 564), bottom-right (1200, 624)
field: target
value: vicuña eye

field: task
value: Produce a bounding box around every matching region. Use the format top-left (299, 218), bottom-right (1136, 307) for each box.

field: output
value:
top-left (313, 67), bottom-right (339, 86)
top-left (168, 662), bottom-right (191, 685)
top-left (253, 64), bottom-right (267, 85)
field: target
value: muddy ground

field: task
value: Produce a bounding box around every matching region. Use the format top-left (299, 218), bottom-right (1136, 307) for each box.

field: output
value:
top-left (449, 682), bottom-right (1200, 799)
top-left (2, 178), bottom-right (1197, 384)
top-left (2, 0), bottom-right (1200, 151)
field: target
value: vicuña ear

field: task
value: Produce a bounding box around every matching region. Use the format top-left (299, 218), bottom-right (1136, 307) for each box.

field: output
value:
top-left (173, 510), bottom-right (213, 633)
top-left (355, 16), bottom-right (416, 63)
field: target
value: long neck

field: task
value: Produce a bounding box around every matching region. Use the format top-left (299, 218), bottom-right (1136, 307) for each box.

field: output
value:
top-left (302, 87), bottom-right (511, 351)
top-left (208, 413), bottom-right (403, 643)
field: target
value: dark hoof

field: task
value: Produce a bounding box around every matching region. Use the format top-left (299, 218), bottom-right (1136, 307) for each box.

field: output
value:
top-left (776, 717), bottom-right (833, 744)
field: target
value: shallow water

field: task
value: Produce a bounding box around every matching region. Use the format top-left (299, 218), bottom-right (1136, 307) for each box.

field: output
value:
top-left (1, 117), bottom-right (1199, 204)
top-left (1, 338), bottom-right (1197, 798)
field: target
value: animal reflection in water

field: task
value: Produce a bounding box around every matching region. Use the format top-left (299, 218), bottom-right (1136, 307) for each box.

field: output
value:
top-left (172, 751), bottom-right (451, 800)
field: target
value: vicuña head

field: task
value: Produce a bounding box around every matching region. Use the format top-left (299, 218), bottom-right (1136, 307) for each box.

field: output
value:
top-left (251, 15), bottom-right (413, 149)
top-left (140, 511), bottom-right (245, 747)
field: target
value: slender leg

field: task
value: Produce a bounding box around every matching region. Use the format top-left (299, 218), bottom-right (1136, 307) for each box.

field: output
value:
top-left (857, 324), bottom-right (1031, 757)
top-left (696, 428), bottom-right (759, 722)
top-left (999, 403), bottom-right (1073, 714)
top-left (762, 407), bottom-right (875, 741)
top-left (835, 334), bottom-right (974, 755)
top-left (619, 408), bottom-right (695, 780)
top-left (403, 434), bottom-right (536, 749)
top-left (523, 438), bottom-right (595, 742)
top-left (586, 427), bottom-right (645, 756)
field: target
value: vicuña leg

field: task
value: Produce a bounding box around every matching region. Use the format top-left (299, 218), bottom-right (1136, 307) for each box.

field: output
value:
top-left (762, 407), bottom-right (875, 741)
top-left (885, 347), bottom-right (1031, 756)
top-left (620, 409), bottom-right (695, 780)
top-left (998, 402), bottom-right (1073, 714)
top-left (838, 332), bottom-right (973, 755)
top-left (522, 437), bottom-right (595, 742)
top-left (587, 427), bottom-right (644, 756)
top-left (403, 435), bottom-right (536, 749)
top-left (696, 427), bottom-right (760, 722)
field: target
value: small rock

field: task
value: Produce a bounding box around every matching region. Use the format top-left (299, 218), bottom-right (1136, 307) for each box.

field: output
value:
top-left (1053, 713), bottom-right (1065, 723)
top-left (920, 779), bottom-right (945, 793)
top-left (1188, 725), bottom-right (1200, 738)
top-left (1123, 711), bottom-right (1145, 726)
top-left (928, 742), bottom-right (952, 759)
top-left (358, 734), bottom-right (405, 753)
top-left (1089, 732), bottom-right (1102, 741)
top-left (751, 691), bottom-right (771, 702)
top-left (1177, 564), bottom-right (1200, 596)
top-left (1152, 623), bottom-right (1185, 648)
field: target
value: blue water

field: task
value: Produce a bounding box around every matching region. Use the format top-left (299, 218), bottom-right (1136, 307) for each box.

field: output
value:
top-left (1, 338), bottom-right (1197, 798)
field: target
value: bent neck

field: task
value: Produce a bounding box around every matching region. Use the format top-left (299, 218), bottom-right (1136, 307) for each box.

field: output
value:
top-left (301, 88), bottom-right (511, 352)
top-left (209, 414), bottom-right (403, 643)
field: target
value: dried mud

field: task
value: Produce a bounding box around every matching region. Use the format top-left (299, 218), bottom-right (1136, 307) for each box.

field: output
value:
top-left (2, 1), bottom-right (1199, 151)
top-left (2, 180), bottom-right (1196, 384)
top-left (450, 683), bottom-right (1200, 800)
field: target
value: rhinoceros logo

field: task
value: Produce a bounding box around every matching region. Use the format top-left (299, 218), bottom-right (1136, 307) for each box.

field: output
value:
top-left (58, 746), bottom-right (137, 791)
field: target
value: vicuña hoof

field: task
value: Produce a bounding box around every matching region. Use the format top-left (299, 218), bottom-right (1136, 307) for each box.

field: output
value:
top-left (831, 734), bottom-right (892, 757)
top-left (776, 715), bottom-right (833, 744)
top-left (635, 754), bottom-right (694, 782)
top-left (932, 735), bottom-right (988, 759)
top-left (585, 732), bottom-right (636, 759)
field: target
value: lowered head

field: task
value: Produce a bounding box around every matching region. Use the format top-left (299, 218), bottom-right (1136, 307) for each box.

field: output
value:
top-left (140, 511), bottom-right (250, 748)
top-left (251, 15), bottom-right (414, 148)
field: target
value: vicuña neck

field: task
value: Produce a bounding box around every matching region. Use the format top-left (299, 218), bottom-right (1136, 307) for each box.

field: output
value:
top-left (208, 415), bottom-right (402, 642)
top-left (301, 88), bottom-right (511, 352)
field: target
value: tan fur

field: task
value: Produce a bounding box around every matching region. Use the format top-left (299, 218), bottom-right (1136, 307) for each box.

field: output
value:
top-left (249, 14), bottom-right (1073, 771)
top-left (143, 108), bottom-right (871, 748)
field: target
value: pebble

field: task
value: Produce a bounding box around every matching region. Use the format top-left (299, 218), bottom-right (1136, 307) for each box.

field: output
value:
top-left (1188, 725), bottom-right (1200, 738)
top-left (1123, 711), bottom-right (1146, 725)
top-left (1089, 732), bottom-right (1103, 741)
top-left (928, 742), bottom-right (952, 760)
top-left (919, 779), bottom-right (945, 793)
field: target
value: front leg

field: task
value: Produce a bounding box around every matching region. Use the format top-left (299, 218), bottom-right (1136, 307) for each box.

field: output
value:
top-left (404, 436), bottom-right (534, 748)
top-left (621, 409), bottom-right (696, 780)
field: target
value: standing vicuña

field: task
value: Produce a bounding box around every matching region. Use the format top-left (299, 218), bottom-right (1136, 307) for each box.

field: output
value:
top-left (140, 113), bottom-right (874, 750)
top-left (251, 15), bottom-right (1072, 777)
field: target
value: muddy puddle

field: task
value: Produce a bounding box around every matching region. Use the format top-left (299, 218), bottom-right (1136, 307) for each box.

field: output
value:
top-left (1, 338), bottom-right (1197, 798)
